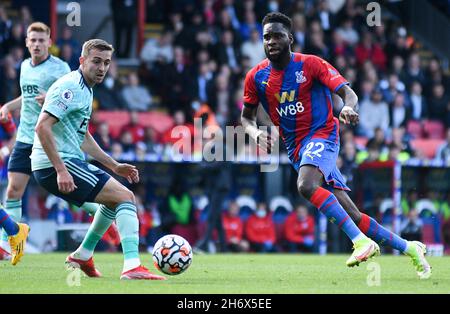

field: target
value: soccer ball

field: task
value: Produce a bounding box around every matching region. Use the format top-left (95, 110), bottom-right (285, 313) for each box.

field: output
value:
top-left (152, 234), bottom-right (193, 275)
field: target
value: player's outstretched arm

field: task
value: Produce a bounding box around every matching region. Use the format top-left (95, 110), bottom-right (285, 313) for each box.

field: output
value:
top-left (81, 131), bottom-right (139, 184)
top-left (35, 112), bottom-right (77, 193)
top-left (336, 85), bottom-right (359, 125)
top-left (241, 105), bottom-right (275, 153)
top-left (0, 96), bottom-right (22, 122)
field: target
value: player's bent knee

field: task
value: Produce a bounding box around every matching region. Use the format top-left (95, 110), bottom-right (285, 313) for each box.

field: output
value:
top-left (117, 188), bottom-right (135, 204)
top-left (7, 184), bottom-right (25, 198)
top-left (297, 180), bottom-right (322, 200)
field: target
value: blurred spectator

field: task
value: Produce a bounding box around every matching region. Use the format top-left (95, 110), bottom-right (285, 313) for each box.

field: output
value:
top-left (94, 59), bottom-right (125, 110)
top-left (18, 6), bottom-right (33, 36)
top-left (221, 0), bottom-right (240, 31)
top-left (355, 31), bottom-right (386, 71)
top-left (158, 46), bottom-right (191, 113)
top-left (428, 84), bottom-right (448, 125)
top-left (161, 110), bottom-right (194, 146)
top-left (340, 141), bottom-right (357, 186)
top-left (140, 30), bottom-right (174, 66)
top-left (111, 0), bottom-right (136, 58)
top-left (59, 43), bottom-right (79, 70)
top-left (380, 73), bottom-right (407, 105)
top-left (401, 189), bottom-right (419, 216)
top-left (409, 81), bottom-right (428, 121)
top-left (118, 130), bottom-right (136, 154)
top-left (239, 10), bottom-right (262, 41)
top-left (389, 93), bottom-right (411, 129)
top-left (93, 121), bottom-right (113, 151)
top-left (209, 74), bottom-right (234, 128)
top-left (314, 0), bottom-right (337, 34)
top-left (3, 23), bottom-right (25, 56)
top-left (56, 26), bottom-right (81, 57)
top-left (400, 208), bottom-right (423, 242)
top-left (0, 5), bottom-right (12, 57)
top-left (45, 195), bottom-right (73, 224)
top-left (222, 201), bottom-right (249, 252)
top-left (215, 30), bottom-right (241, 73)
top-left (385, 26), bottom-right (411, 60)
top-left (190, 62), bottom-right (214, 104)
top-left (120, 111), bottom-right (146, 143)
top-left (241, 28), bottom-right (265, 67)
top-left (335, 18), bottom-right (359, 47)
top-left (359, 88), bottom-right (389, 138)
top-left (0, 55), bottom-right (20, 102)
top-left (401, 53), bottom-right (425, 89)
top-left (291, 13), bottom-right (306, 49)
top-left (143, 127), bottom-right (163, 155)
top-left (284, 205), bottom-right (315, 253)
top-left (435, 128), bottom-right (450, 164)
top-left (121, 72), bottom-right (152, 111)
top-left (161, 178), bottom-right (197, 244)
top-left (390, 55), bottom-right (405, 76)
top-left (245, 202), bottom-right (277, 253)
top-left (111, 142), bottom-right (124, 160)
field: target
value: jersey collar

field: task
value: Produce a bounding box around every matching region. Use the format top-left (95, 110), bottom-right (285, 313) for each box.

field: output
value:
top-left (30, 54), bottom-right (51, 67)
top-left (78, 68), bottom-right (93, 94)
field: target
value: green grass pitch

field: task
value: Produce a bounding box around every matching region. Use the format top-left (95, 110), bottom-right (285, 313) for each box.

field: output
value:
top-left (1, 253), bottom-right (449, 294)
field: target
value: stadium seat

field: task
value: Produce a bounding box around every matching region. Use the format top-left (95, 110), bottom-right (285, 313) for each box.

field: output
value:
top-left (96, 111), bottom-right (130, 139)
top-left (95, 110), bottom-right (174, 139)
top-left (406, 120), bottom-right (423, 139)
top-left (138, 111), bottom-right (174, 134)
top-left (410, 138), bottom-right (445, 159)
top-left (423, 120), bottom-right (445, 139)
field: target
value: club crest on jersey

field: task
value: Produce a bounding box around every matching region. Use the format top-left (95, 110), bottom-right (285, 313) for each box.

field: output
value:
top-left (295, 71), bottom-right (306, 83)
top-left (61, 89), bottom-right (73, 102)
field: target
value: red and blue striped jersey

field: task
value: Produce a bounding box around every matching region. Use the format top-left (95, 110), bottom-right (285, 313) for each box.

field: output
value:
top-left (244, 53), bottom-right (348, 163)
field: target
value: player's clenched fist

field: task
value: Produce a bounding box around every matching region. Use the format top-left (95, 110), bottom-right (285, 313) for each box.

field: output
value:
top-left (339, 105), bottom-right (359, 125)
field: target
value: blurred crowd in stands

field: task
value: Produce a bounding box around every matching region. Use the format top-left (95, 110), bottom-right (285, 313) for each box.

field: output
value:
top-left (1, 0), bottom-right (450, 254)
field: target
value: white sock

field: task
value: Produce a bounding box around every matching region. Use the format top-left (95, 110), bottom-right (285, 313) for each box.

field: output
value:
top-left (72, 247), bottom-right (93, 261)
top-left (352, 233), bottom-right (367, 243)
top-left (123, 258), bottom-right (141, 273)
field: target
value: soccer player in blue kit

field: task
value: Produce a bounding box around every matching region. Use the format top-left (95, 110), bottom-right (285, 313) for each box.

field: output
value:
top-left (241, 12), bottom-right (431, 279)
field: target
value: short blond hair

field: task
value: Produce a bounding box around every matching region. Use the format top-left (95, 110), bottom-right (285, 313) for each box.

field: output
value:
top-left (27, 22), bottom-right (50, 36)
top-left (81, 39), bottom-right (114, 57)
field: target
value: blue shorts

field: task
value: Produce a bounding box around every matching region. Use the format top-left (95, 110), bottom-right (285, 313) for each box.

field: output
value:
top-left (8, 141), bottom-right (32, 175)
top-left (33, 158), bottom-right (111, 207)
top-left (293, 138), bottom-right (350, 191)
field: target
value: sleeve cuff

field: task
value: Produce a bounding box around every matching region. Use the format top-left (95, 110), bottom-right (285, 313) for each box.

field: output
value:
top-left (334, 82), bottom-right (349, 93)
top-left (44, 110), bottom-right (60, 122)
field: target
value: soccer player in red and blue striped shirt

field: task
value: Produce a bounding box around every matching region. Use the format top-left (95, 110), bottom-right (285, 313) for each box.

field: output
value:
top-left (241, 12), bottom-right (430, 278)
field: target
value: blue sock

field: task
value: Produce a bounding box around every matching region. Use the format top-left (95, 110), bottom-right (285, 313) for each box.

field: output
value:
top-left (0, 208), bottom-right (19, 236)
top-left (310, 187), bottom-right (364, 243)
top-left (358, 213), bottom-right (408, 252)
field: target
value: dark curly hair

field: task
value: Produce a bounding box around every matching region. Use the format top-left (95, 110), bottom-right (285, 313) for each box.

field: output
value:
top-left (262, 12), bottom-right (292, 32)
